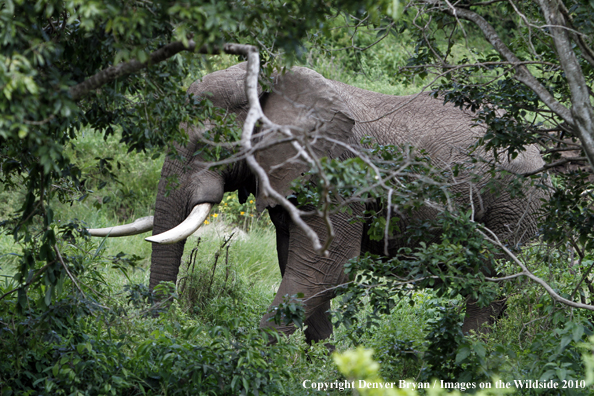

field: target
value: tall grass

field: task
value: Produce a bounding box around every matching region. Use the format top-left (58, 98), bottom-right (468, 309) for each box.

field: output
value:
top-left (176, 222), bottom-right (280, 324)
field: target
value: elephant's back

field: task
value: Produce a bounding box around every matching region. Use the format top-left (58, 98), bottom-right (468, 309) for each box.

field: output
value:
top-left (332, 81), bottom-right (544, 174)
top-left (333, 84), bottom-right (478, 147)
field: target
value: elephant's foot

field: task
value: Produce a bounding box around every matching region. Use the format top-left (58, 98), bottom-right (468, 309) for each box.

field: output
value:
top-left (260, 301), bottom-right (334, 348)
top-left (305, 306), bottom-right (336, 355)
top-left (462, 297), bottom-right (507, 334)
top-left (304, 302), bottom-right (333, 344)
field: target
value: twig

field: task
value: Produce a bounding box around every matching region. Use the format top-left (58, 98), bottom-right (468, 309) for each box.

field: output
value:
top-left (224, 242), bottom-right (231, 285)
top-left (54, 245), bottom-right (86, 299)
top-left (207, 234), bottom-right (234, 297)
top-left (570, 258), bottom-right (594, 302)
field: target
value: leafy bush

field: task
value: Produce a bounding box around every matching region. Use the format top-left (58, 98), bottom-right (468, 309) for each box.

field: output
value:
top-left (0, 226), bottom-right (294, 396)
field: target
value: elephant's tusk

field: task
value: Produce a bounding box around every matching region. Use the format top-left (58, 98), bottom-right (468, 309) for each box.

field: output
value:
top-left (145, 203), bottom-right (212, 244)
top-left (87, 216), bottom-right (154, 237)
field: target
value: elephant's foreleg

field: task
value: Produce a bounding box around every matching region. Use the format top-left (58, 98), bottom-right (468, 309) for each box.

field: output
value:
top-left (260, 205), bottom-right (363, 342)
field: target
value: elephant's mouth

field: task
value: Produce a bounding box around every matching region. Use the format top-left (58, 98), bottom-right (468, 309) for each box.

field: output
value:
top-left (86, 203), bottom-right (213, 244)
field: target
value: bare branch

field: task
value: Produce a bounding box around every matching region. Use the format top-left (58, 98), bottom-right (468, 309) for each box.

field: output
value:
top-left (54, 245), bottom-right (86, 299)
top-left (478, 226), bottom-right (594, 311)
top-left (237, 45), bottom-right (329, 255)
top-left (522, 156), bottom-right (588, 177)
top-left (402, 60), bottom-right (560, 69)
top-left (23, 114), bottom-right (56, 125)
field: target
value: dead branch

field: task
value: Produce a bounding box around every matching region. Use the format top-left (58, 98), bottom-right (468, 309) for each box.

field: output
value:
top-left (237, 44), bottom-right (331, 255)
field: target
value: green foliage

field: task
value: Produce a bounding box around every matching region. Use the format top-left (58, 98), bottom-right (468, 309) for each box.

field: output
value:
top-left (3, 1), bottom-right (594, 394)
top-left (396, 0), bottom-right (594, 250)
top-left (174, 225), bottom-right (280, 327)
top-left (333, 347), bottom-right (514, 396)
top-left (419, 299), bottom-right (466, 382)
top-left (268, 293), bottom-right (307, 330)
top-left (333, 212), bottom-right (500, 336)
top-left (0, 219), bottom-right (294, 396)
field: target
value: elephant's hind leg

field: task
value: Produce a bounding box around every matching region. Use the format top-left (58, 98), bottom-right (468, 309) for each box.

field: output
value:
top-left (462, 185), bottom-right (540, 333)
top-left (462, 297), bottom-right (507, 334)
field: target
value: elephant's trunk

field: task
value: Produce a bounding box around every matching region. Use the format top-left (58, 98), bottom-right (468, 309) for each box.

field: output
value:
top-left (148, 162), bottom-right (225, 291)
top-left (148, 203), bottom-right (213, 290)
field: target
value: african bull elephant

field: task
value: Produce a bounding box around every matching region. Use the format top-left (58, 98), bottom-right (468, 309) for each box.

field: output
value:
top-left (89, 63), bottom-right (545, 341)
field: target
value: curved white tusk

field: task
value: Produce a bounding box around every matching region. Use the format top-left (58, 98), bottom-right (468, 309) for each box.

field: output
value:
top-left (145, 203), bottom-right (212, 244)
top-left (87, 216), bottom-right (154, 237)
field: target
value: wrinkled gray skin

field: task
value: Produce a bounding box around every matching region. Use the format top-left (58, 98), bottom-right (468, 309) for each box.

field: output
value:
top-left (149, 63), bottom-right (545, 341)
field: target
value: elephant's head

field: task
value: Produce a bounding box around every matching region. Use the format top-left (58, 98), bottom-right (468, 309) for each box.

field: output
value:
top-left (88, 63), bottom-right (355, 290)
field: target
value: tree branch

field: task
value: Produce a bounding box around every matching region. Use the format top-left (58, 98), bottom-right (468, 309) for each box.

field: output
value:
top-left (557, 1), bottom-right (594, 69)
top-left (236, 45), bottom-right (329, 255)
top-left (537, 0), bottom-right (594, 170)
top-left (432, 3), bottom-right (575, 126)
top-left (0, 261), bottom-right (55, 301)
top-left (478, 225), bottom-right (594, 311)
top-left (521, 156), bottom-right (588, 177)
top-left (69, 41), bottom-right (252, 101)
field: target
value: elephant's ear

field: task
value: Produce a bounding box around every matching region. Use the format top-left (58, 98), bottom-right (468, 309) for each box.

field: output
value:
top-left (254, 67), bottom-right (355, 210)
top-left (186, 62), bottom-right (260, 122)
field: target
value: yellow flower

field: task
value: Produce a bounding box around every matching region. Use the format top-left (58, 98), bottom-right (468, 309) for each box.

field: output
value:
top-left (249, 200), bottom-right (254, 204)
top-left (212, 213), bottom-right (218, 218)
top-left (224, 203), bottom-right (228, 206)
top-left (240, 211), bottom-right (245, 215)
top-left (250, 214), bottom-right (254, 217)
top-left (204, 220), bottom-right (210, 225)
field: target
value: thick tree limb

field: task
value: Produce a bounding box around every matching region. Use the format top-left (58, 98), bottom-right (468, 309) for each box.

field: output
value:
top-left (69, 41), bottom-right (251, 101)
top-left (558, 1), bottom-right (594, 69)
top-left (537, 0), bottom-right (594, 170)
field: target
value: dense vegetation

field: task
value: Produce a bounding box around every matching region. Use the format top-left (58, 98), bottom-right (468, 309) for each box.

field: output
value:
top-left (2, 0), bottom-right (594, 395)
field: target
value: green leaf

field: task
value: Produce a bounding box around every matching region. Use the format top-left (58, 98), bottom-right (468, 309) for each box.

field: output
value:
top-left (572, 324), bottom-right (584, 342)
top-left (473, 342), bottom-right (486, 359)
top-left (455, 346), bottom-right (471, 364)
